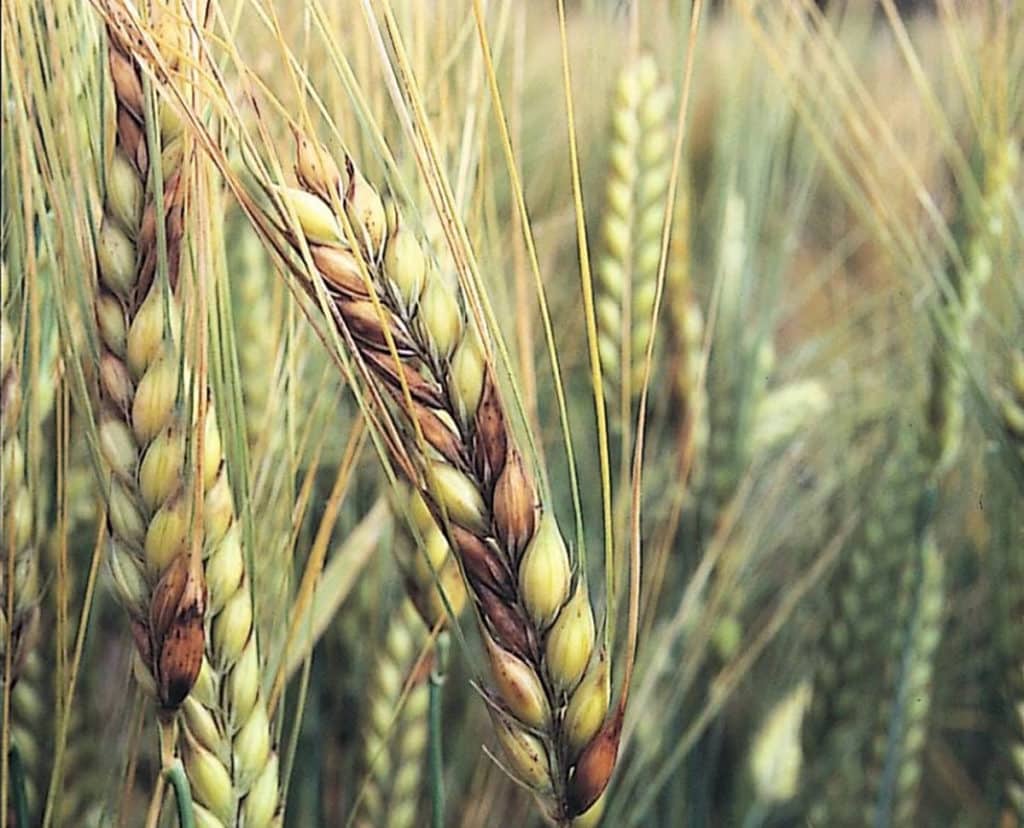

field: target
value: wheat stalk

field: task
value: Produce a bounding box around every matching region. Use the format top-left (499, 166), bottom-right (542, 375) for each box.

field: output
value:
top-left (279, 133), bottom-right (615, 822)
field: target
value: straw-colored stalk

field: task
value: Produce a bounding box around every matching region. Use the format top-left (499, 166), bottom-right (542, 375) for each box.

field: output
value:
top-left (282, 134), bottom-right (615, 822)
top-left (95, 9), bottom-right (280, 825)
top-left (357, 598), bottom-right (430, 828)
top-left (596, 54), bottom-right (671, 421)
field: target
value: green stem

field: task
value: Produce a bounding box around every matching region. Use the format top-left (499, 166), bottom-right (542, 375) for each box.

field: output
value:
top-left (164, 759), bottom-right (196, 828)
top-left (429, 632), bottom-right (450, 828)
top-left (9, 742), bottom-right (29, 828)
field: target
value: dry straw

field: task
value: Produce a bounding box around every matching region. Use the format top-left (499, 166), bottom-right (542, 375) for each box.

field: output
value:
top-left (281, 132), bottom-right (616, 823)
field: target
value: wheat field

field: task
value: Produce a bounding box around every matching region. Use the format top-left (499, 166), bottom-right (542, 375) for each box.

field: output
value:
top-left (0, 0), bottom-right (1022, 826)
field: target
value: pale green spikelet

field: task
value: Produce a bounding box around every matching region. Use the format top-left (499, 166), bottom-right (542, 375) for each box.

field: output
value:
top-left (392, 483), bottom-right (467, 629)
top-left (229, 215), bottom-right (276, 448)
top-left (866, 530), bottom-right (945, 827)
top-left (995, 348), bottom-right (1024, 467)
top-left (802, 434), bottom-right (927, 822)
top-left (596, 54), bottom-right (672, 421)
top-left (1, 264), bottom-right (40, 691)
top-left (665, 168), bottom-right (707, 489)
top-left (356, 599), bottom-right (430, 828)
top-left (751, 379), bottom-right (831, 457)
top-left (748, 682), bottom-right (811, 806)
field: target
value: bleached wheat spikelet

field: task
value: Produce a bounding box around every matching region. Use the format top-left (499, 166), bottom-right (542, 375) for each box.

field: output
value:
top-left (281, 133), bottom-right (617, 821)
top-left (596, 54), bottom-right (672, 418)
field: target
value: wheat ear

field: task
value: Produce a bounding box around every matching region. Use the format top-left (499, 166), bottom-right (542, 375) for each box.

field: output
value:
top-left (357, 598), bottom-right (431, 828)
top-left (665, 168), bottom-right (706, 488)
top-left (866, 530), bottom-right (944, 827)
top-left (596, 54), bottom-right (671, 421)
top-left (229, 217), bottom-right (275, 448)
top-left (1, 264), bottom-right (40, 692)
top-left (94, 10), bottom-right (206, 711)
top-left (96, 8), bottom-right (281, 824)
top-left (281, 134), bottom-right (615, 822)
top-left (802, 437), bottom-right (925, 821)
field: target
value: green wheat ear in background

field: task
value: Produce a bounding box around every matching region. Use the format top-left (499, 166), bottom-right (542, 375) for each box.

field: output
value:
top-left (1, 1), bottom-right (1022, 827)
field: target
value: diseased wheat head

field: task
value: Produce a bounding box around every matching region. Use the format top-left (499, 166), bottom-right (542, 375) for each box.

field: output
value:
top-left (94, 4), bottom-right (281, 824)
top-left (281, 133), bottom-right (615, 823)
